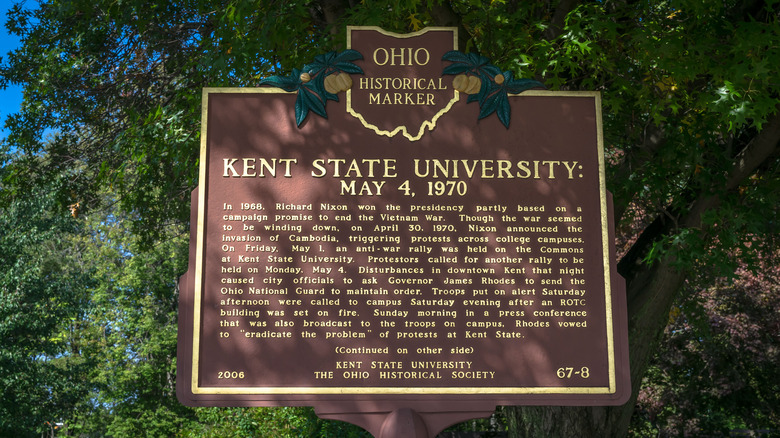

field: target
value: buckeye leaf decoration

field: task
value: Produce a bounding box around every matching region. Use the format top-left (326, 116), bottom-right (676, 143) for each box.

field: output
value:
top-left (304, 50), bottom-right (364, 76)
top-left (303, 49), bottom-right (364, 103)
top-left (296, 82), bottom-right (327, 126)
top-left (259, 50), bottom-right (364, 127)
top-left (442, 51), bottom-right (545, 128)
top-left (480, 71), bottom-right (545, 128)
top-left (442, 51), bottom-right (500, 78)
top-left (258, 68), bottom-right (302, 92)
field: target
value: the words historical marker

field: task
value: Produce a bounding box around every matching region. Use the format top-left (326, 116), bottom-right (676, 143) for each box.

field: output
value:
top-left (178, 26), bottom-right (630, 436)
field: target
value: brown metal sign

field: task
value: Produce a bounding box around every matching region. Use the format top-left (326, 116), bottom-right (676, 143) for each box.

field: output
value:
top-left (178, 26), bottom-right (629, 432)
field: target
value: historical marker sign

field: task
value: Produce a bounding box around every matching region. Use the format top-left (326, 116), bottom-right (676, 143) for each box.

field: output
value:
top-left (178, 26), bottom-right (629, 424)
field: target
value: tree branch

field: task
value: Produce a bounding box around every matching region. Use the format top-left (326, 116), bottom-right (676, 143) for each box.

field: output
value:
top-left (542, 0), bottom-right (581, 41)
top-left (611, 106), bottom-right (780, 432)
top-left (618, 105), bottom-right (780, 286)
top-left (611, 121), bottom-right (667, 224)
top-left (308, 0), bottom-right (352, 37)
top-left (683, 105), bottom-right (780, 228)
top-left (428, 2), bottom-right (471, 51)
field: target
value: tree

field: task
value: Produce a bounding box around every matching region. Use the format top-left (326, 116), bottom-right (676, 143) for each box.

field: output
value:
top-left (0, 155), bottom-right (94, 437)
top-left (184, 406), bottom-right (371, 437)
top-left (631, 255), bottom-right (780, 436)
top-left (62, 205), bottom-right (198, 437)
top-left (1, 0), bottom-right (778, 436)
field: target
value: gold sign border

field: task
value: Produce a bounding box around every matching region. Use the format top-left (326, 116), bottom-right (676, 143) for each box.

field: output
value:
top-left (192, 88), bottom-right (617, 397)
top-left (345, 26), bottom-right (460, 141)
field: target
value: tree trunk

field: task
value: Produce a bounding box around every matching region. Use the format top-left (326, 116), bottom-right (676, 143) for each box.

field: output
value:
top-left (505, 104), bottom-right (780, 438)
top-left (504, 258), bottom-right (686, 437)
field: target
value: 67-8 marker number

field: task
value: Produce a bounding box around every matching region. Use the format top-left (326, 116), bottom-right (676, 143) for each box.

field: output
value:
top-left (557, 367), bottom-right (590, 379)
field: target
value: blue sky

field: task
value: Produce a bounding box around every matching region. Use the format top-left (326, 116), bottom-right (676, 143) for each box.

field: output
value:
top-left (0, 0), bottom-right (26, 140)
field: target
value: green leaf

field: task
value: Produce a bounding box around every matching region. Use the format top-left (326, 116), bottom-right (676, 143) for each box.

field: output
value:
top-left (478, 90), bottom-right (501, 120)
top-left (442, 64), bottom-right (472, 75)
top-left (505, 77), bottom-right (545, 94)
top-left (443, 53), bottom-right (545, 127)
top-left (294, 84), bottom-right (327, 126)
top-left (304, 50), bottom-right (364, 76)
top-left (264, 50), bottom-right (364, 126)
top-left (496, 93), bottom-right (511, 127)
top-left (300, 84), bottom-right (327, 118)
top-left (259, 69), bottom-right (302, 92)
